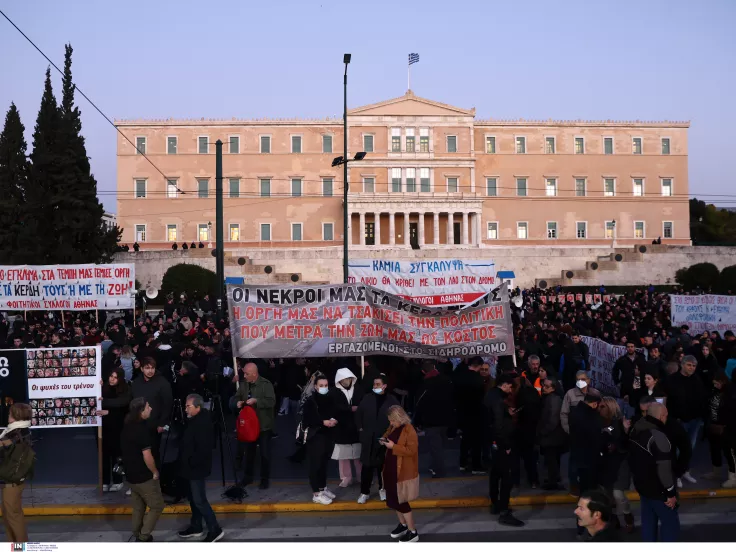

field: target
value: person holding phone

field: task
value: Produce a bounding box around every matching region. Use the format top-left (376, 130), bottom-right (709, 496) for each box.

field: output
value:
top-left (302, 373), bottom-right (338, 505)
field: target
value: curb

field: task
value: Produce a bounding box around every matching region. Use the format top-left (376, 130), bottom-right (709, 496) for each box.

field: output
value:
top-left (12, 488), bottom-right (736, 516)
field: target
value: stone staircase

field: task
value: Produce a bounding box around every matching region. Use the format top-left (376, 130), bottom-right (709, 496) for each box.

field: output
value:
top-left (534, 244), bottom-right (658, 289)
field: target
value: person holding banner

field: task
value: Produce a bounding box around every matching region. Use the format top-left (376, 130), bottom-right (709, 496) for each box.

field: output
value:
top-left (99, 366), bottom-right (132, 493)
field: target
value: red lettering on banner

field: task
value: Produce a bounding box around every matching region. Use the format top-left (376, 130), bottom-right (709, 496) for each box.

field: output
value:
top-left (395, 278), bottom-right (414, 288)
top-left (241, 326), bottom-right (269, 339)
top-left (360, 324), bottom-right (384, 337)
top-left (387, 328), bottom-right (416, 343)
top-left (323, 306), bottom-right (344, 319)
top-left (325, 325), bottom-right (353, 339)
top-left (275, 325), bottom-right (325, 339)
top-left (407, 316), bottom-right (435, 329)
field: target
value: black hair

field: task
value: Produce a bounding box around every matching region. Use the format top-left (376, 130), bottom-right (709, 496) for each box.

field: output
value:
top-left (579, 488), bottom-right (614, 522)
top-left (125, 397), bottom-right (147, 424)
top-left (468, 356), bottom-right (484, 368)
top-left (496, 374), bottom-right (514, 387)
top-left (639, 395), bottom-right (656, 407)
top-left (374, 373), bottom-right (388, 385)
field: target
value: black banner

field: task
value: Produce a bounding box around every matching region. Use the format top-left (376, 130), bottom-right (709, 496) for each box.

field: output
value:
top-left (0, 349), bottom-right (29, 426)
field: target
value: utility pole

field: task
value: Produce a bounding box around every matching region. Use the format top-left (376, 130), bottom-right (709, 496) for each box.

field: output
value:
top-left (343, 55), bottom-right (350, 283)
top-left (215, 139), bottom-right (224, 320)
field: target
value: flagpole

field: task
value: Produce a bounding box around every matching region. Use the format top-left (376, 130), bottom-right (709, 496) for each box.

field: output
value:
top-left (408, 63), bottom-right (411, 91)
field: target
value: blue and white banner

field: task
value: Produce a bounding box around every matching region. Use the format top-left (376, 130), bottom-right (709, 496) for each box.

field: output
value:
top-left (670, 294), bottom-right (736, 333)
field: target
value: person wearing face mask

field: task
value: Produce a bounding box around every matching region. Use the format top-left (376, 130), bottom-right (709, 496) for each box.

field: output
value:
top-left (561, 371), bottom-right (592, 434)
top-left (356, 374), bottom-right (398, 504)
top-left (302, 374), bottom-right (339, 505)
top-left (329, 367), bottom-right (364, 487)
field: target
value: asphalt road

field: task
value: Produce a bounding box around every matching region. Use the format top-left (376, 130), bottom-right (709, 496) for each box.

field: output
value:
top-left (11, 500), bottom-right (736, 542)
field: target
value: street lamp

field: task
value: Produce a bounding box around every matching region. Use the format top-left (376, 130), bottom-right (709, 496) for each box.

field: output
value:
top-left (611, 219), bottom-right (616, 249)
top-left (208, 220), bottom-right (213, 249)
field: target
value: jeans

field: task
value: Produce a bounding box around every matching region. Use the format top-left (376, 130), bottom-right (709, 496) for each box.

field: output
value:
top-left (424, 426), bottom-right (447, 477)
top-left (187, 479), bottom-right (220, 533)
top-left (640, 495), bottom-right (680, 542)
top-left (242, 430), bottom-right (272, 485)
top-left (680, 419), bottom-right (703, 455)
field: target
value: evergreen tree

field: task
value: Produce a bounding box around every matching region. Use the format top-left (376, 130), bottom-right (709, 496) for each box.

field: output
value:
top-left (57, 43), bottom-right (120, 263)
top-left (0, 103), bottom-right (29, 264)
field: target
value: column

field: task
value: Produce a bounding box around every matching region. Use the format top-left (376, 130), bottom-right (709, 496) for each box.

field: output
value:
top-left (418, 212), bottom-right (425, 246)
top-left (374, 213), bottom-right (381, 246)
top-left (433, 213), bottom-right (440, 245)
top-left (462, 212), bottom-right (469, 245)
top-left (359, 212), bottom-right (365, 246)
top-left (476, 211), bottom-right (483, 246)
top-left (389, 212), bottom-right (396, 245)
top-left (447, 212), bottom-right (454, 245)
top-left (404, 212), bottom-right (411, 247)
top-left (347, 212), bottom-right (352, 246)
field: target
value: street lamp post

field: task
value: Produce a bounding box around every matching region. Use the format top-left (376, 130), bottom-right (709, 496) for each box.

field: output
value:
top-left (342, 54), bottom-right (351, 284)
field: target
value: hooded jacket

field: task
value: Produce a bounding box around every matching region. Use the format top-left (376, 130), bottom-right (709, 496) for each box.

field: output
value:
top-left (131, 371), bottom-right (173, 430)
top-left (329, 367), bottom-right (363, 445)
top-left (629, 415), bottom-right (677, 501)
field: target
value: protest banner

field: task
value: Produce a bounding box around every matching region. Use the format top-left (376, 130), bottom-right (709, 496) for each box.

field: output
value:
top-left (26, 346), bottom-right (101, 428)
top-left (576, 294), bottom-right (583, 303)
top-left (567, 294), bottom-right (574, 303)
top-left (227, 282), bottom-right (514, 359)
top-left (670, 294), bottom-right (736, 333)
top-left (585, 294), bottom-right (593, 304)
top-left (0, 264), bottom-right (135, 311)
top-left (558, 295), bottom-right (565, 304)
top-left (579, 336), bottom-right (623, 397)
top-left (348, 259), bottom-right (495, 306)
top-left (594, 294), bottom-right (602, 303)
top-left (540, 296), bottom-right (547, 304)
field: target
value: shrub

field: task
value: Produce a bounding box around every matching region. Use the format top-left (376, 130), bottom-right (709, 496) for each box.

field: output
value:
top-left (161, 263), bottom-right (217, 299)
top-left (675, 262), bottom-right (720, 291)
top-left (717, 265), bottom-right (736, 294)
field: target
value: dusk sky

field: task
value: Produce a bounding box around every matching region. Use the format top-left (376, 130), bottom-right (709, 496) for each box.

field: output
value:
top-left (2, 0), bottom-right (735, 213)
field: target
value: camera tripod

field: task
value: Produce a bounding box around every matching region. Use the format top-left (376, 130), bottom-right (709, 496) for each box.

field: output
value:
top-left (208, 392), bottom-right (239, 487)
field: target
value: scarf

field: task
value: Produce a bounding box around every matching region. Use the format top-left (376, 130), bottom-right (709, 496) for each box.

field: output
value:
top-left (0, 420), bottom-right (31, 441)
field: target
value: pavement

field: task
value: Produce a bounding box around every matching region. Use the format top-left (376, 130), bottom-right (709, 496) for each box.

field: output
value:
top-left (19, 408), bottom-right (736, 515)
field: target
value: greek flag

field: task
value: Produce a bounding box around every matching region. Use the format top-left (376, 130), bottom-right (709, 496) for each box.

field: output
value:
top-left (408, 53), bottom-right (419, 65)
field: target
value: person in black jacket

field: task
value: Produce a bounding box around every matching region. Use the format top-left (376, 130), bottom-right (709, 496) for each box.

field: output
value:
top-left (612, 342), bottom-right (646, 401)
top-left (414, 361), bottom-right (454, 478)
top-left (513, 373), bottom-right (541, 488)
top-left (485, 375), bottom-right (524, 527)
top-left (329, 367), bottom-right (364, 487)
top-left (569, 391), bottom-right (603, 497)
top-left (176, 361), bottom-right (204, 405)
top-left (304, 374), bottom-right (338, 505)
top-left (99, 366), bottom-right (132, 493)
top-left (131, 358), bottom-right (173, 471)
top-left (177, 394), bottom-right (223, 542)
top-left (575, 489), bottom-right (622, 542)
top-left (455, 356), bottom-right (486, 474)
top-left (537, 376), bottom-right (567, 490)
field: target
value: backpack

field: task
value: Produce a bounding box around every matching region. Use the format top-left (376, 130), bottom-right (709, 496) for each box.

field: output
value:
top-left (236, 406), bottom-right (260, 443)
top-left (0, 442), bottom-right (36, 484)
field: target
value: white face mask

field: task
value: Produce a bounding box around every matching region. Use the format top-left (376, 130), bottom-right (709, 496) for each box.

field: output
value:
top-left (373, 388), bottom-right (383, 395)
top-left (317, 387), bottom-right (329, 395)
top-left (576, 380), bottom-right (588, 390)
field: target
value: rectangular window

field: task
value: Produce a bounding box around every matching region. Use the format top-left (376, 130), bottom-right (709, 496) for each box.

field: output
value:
top-left (605, 221), bottom-right (616, 239)
top-left (604, 137), bottom-right (613, 155)
top-left (516, 136), bottom-right (526, 154)
top-left (198, 136), bottom-right (208, 154)
top-left (547, 222), bottom-right (557, 239)
top-left (363, 135), bottom-right (374, 153)
top-left (323, 223), bottom-right (334, 241)
top-left (634, 221), bottom-right (645, 239)
top-left (663, 221), bottom-right (673, 239)
top-left (405, 168), bottom-right (415, 193)
top-left (291, 135), bottom-right (302, 154)
top-left (322, 177), bottom-right (333, 197)
top-left (545, 137), bottom-right (555, 154)
top-left (167, 136), bottom-right (177, 154)
top-left (447, 177), bottom-right (458, 193)
top-left (198, 223), bottom-right (209, 242)
top-left (260, 178), bottom-right (271, 197)
top-left (545, 178), bottom-right (557, 197)
top-left (517, 222), bottom-right (528, 240)
top-left (661, 178), bottom-right (673, 196)
top-left (291, 178), bottom-right (302, 197)
top-left (322, 135), bottom-right (333, 154)
top-left (166, 224), bottom-right (177, 242)
top-left (487, 222), bottom-right (498, 240)
top-left (135, 224), bottom-right (146, 242)
top-left (260, 135), bottom-right (271, 153)
top-left (229, 136), bottom-right (240, 154)
top-left (166, 179), bottom-right (177, 199)
top-left (575, 137), bottom-right (585, 154)
top-left (576, 221), bottom-right (587, 239)
top-left (363, 177), bottom-right (375, 193)
top-left (260, 223), bottom-right (271, 241)
top-left (229, 224), bottom-right (240, 241)
top-left (633, 178), bottom-right (644, 197)
top-left (392, 168), bottom-right (402, 193)
top-left (391, 128), bottom-right (401, 152)
top-left (420, 168), bottom-right (430, 192)
top-left (633, 137), bottom-right (642, 154)
top-left (486, 177), bottom-right (498, 197)
top-left (662, 138), bottom-right (670, 155)
top-left (406, 129), bottom-right (415, 152)
top-left (575, 178), bottom-right (587, 197)
top-left (135, 179), bottom-right (146, 198)
top-left (419, 128), bottom-right (429, 152)
top-left (486, 136), bottom-right (496, 154)
top-left (229, 178), bottom-right (240, 198)
top-left (136, 136), bottom-right (146, 155)
top-left (516, 177), bottom-right (527, 197)
top-left (604, 178), bottom-right (615, 197)
top-left (197, 179), bottom-right (209, 198)
top-left (447, 135), bottom-right (457, 153)
top-left (291, 223), bottom-right (303, 241)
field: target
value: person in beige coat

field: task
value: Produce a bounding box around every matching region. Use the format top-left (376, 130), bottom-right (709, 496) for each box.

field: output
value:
top-left (382, 405), bottom-right (420, 542)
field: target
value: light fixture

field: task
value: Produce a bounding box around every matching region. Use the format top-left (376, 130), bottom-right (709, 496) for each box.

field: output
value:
top-left (343, 53), bottom-right (351, 64)
top-left (353, 151), bottom-right (367, 161)
top-left (331, 156), bottom-right (345, 167)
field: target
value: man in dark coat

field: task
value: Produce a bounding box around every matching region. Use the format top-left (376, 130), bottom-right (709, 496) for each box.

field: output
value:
top-left (536, 376), bottom-right (567, 490)
top-left (455, 356), bottom-right (487, 474)
top-left (355, 373), bottom-right (398, 503)
top-left (613, 342), bottom-right (647, 400)
top-left (569, 391), bottom-right (603, 496)
top-left (177, 394), bottom-right (223, 542)
top-left (131, 358), bottom-right (173, 471)
top-left (414, 361), bottom-right (454, 478)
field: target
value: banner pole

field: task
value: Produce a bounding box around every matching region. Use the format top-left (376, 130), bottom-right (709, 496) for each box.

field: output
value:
top-left (95, 309), bottom-right (99, 324)
top-left (360, 355), bottom-right (365, 379)
top-left (23, 310), bottom-right (27, 322)
top-left (61, 310), bottom-right (65, 329)
top-left (98, 425), bottom-right (103, 496)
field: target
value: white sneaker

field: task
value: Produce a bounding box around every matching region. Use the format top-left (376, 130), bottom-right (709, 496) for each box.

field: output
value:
top-left (357, 493), bottom-right (370, 504)
top-left (102, 484), bottom-right (110, 492)
top-left (313, 493), bottom-right (332, 505)
top-left (109, 483), bottom-right (125, 492)
top-left (379, 488), bottom-right (387, 501)
top-left (683, 471), bottom-right (697, 484)
top-left (126, 488), bottom-right (132, 496)
top-left (677, 478), bottom-right (683, 488)
top-left (322, 488), bottom-right (336, 500)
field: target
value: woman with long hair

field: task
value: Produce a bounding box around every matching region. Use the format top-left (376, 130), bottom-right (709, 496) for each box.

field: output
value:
top-left (382, 405), bottom-right (420, 542)
top-left (120, 345), bottom-right (136, 382)
top-left (598, 397), bottom-right (634, 533)
top-left (99, 366), bottom-right (132, 492)
top-left (302, 373), bottom-right (338, 505)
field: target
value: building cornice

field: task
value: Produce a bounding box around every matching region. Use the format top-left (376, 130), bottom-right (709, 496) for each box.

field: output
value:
top-left (475, 119), bottom-right (690, 128)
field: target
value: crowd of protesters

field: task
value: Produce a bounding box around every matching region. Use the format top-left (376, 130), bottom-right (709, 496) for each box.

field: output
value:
top-left (2, 285), bottom-right (736, 542)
